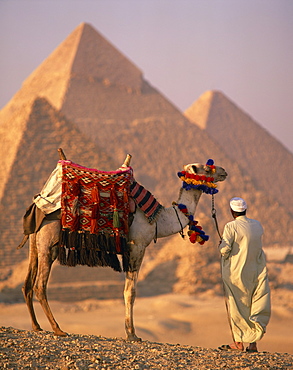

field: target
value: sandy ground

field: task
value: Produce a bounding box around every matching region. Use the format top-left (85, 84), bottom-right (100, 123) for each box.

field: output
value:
top-left (1, 291), bottom-right (292, 355)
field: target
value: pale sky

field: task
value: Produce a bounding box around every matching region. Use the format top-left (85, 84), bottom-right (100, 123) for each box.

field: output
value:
top-left (1, 0), bottom-right (292, 153)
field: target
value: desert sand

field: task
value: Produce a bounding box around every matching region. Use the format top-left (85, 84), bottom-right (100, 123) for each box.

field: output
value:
top-left (3, 326), bottom-right (293, 370)
top-left (1, 290), bottom-right (292, 355)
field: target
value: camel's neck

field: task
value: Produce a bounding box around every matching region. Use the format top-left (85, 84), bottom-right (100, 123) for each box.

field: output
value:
top-left (176, 187), bottom-right (202, 215)
top-left (156, 187), bottom-right (202, 238)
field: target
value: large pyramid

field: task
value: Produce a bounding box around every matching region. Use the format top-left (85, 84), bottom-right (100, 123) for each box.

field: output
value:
top-left (1, 23), bottom-right (292, 298)
top-left (1, 23), bottom-right (177, 131)
top-left (1, 23), bottom-right (143, 117)
top-left (185, 90), bottom-right (293, 214)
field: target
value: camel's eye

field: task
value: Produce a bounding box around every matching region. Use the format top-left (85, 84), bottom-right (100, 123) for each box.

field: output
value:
top-left (192, 165), bottom-right (197, 174)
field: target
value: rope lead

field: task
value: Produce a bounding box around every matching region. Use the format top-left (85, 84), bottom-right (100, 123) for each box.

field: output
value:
top-left (212, 194), bottom-right (222, 241)
top-left (173, 205), bottom-right (185, 239)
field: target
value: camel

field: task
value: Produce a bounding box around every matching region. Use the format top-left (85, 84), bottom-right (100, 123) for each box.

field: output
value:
top-left (21, 153), bottom-right (227, 341)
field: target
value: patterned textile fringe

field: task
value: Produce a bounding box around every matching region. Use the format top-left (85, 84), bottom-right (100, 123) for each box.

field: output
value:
top-left (130, 181), bottom-right (163, 224)
top-left (58, 231), bottom-right (130, 272)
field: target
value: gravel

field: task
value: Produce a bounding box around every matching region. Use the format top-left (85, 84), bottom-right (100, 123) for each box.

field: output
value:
top-left (1, 326), bottom-right (292, 369)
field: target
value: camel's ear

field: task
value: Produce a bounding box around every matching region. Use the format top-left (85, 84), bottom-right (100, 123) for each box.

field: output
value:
top-left (191, 165), bottom-right (198, 174)
top-left (183, 164), bottom-right (198, 173)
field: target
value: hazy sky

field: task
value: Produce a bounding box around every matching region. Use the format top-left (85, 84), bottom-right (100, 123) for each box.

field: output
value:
top-left (1, 0), bottom-right (292, 153)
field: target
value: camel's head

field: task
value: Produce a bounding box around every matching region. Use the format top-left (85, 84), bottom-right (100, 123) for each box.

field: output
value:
top-left (183, 162), bottom-right (227, 182)
top-left (178, 159), bottom-right (227, 194)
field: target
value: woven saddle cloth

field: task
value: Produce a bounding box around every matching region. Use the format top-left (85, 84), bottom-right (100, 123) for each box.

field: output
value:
top-left (58, 160), bottom-right (134, 271)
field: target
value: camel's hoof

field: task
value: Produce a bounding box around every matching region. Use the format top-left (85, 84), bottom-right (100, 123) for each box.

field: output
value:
top-left (33, 327), bottom-right (43, 332)
top-left (54, 329), bottom-right (67, 337)
top-left (127, 334), bottom-right (142, 342)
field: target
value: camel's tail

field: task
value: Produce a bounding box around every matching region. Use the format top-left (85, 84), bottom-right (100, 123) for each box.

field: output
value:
top-left (17, 235), bottom-right (29, 249)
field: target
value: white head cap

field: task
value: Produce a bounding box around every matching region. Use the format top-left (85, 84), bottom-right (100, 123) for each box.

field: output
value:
top-left (230, 197), bottom-right (247, 212)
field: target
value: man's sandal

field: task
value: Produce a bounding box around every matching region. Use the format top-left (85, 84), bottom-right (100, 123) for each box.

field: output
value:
top-left (246, 347), bottom-right (258, 353)
top-left (218, 344), bottom-right (243, 351)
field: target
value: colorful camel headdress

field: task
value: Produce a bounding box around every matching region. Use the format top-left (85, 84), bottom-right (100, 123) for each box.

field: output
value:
top-left (175, 159), bottom-right (220, 245)
top-left (177, 159), bottom-right (218, 195)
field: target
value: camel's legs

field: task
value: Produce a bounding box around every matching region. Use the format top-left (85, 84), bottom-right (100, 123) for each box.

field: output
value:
top-left (22, 234), bottom-right (42, 332)
top-left (124, 270), bottom-right (140, 341)
top-left (124, 242), bottom-right (146, 341)
top-left (32, 221), bottom-right (67, 336)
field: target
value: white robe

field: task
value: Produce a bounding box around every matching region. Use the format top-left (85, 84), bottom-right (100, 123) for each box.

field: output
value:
top-left (219, 215), bottom-right (271, 343)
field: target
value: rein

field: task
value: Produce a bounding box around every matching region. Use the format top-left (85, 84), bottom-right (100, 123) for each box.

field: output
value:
top-left (173, 205), bottom-right (185, 239)
top-left (211, 194), bottom-right (222, 241)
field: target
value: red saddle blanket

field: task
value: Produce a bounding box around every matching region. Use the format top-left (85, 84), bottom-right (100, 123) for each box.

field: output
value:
top-left (58, 160), bottom-right (133, 272)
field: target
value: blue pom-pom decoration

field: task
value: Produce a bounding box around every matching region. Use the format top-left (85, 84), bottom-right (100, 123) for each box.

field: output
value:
top-left (182, 181), bottom-right (219, 194)
top-left (206, 159), bottom-right (214, 166)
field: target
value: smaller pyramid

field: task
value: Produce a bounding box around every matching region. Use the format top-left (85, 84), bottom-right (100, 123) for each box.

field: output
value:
top-left (185, 90), bottom-right (293, 213)
top-left (184, 90), bottom-right (215, 130)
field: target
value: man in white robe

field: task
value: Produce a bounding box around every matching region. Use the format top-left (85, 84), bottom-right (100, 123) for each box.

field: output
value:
top-left (218, 197), bottom-right (271, 352)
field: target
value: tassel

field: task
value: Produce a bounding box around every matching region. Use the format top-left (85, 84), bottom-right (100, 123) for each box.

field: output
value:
top-left (71, 181), bottom-right (80, 196)
top-left (58, 230), bottom-right (68, 265)
top-left (75, 233), bottom-right (82, 264)
top-left (123, 188), bottom-right (129, 205)
top-left (115, 231), bottom-right (121, 253)
top-left (71, 194), bottom-right (80, 232)
top-left (113, 209), bottom-right (121, 228)
top-left (68, 231), bottom-right (76, 247)
top-left (80, 248), bottom-right (88, 265)
top-left (98, 233), bottom-right (107, 251)
top-left (91, 185), bottom-right (100, 234)
top-left (79, 233), bottom-right (88, 264)
top-left (87, 249), bottom-right (97, 267)
top-left (109, 254), bottom-right (122, 272)
top-left (107, 235), bottom-right (116, 254)
top-left (72, 197), bottom-right (79, 215)
top-left (67, 248), bottom-right (77, 266)
top-left (59, 229), bottom-right (68, 246)
top-left (90, 218), bottom-right (97, 234)
top-left (58, 246), bottom-right (67, 265)
top-left (91, 185), bottom-right (100, 218)
top-left (88, 233), bottom-right (96, 251)
top-left (98, 251), bottom-right (107, 266)
top-left (122, 242), bottom-right (131, 272)
top-left (72, 182), bottom-right (80, 231)
top-left (70, 181), bottom-right (80, 232)
top-left (110, 186), bottom-right (121, 228)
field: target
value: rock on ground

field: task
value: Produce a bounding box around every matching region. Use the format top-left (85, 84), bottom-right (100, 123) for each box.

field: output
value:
top-left (0, 326), bottom-right (292, 370)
